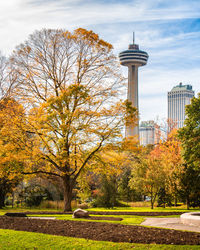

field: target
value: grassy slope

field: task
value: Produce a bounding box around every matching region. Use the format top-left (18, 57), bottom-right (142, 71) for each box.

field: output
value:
top-left (0, 229), bottom-right (199, 250)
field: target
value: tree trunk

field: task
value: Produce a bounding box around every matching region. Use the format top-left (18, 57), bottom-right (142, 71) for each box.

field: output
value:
top-left (12, 192), bottom-right (14, 208)
top-left (174, 185), bottom-right (178, 207)
top-left (163, 188), bottom-right (166, 208)
top-left (150, 191), bottom-right (154, 209)
top-left (63, 176), bottom-right (73, 212)
top-left (174, 196), bottom-right (177, 207)
top-left (151, 199), bottom-right (154, 209)
top-left (0, 189), bottom-right (6, 209)
top-left (186, 195), bottom-right (190, 210)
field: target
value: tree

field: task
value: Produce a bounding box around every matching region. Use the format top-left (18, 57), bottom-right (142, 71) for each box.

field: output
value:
top-left (157, 187), bottom-right (172, 208)
top-left (178, 94), bottom-right (200, 169)
top-left (118, 167), bottom-right (142, 202)
top-left (94, 174), bottom-right (118, 208)
top-left (129, 147), bottom-right (165, 209)
top-left (9, 28), bottom-right (134, 211)
top-left (0, 98), bottom-right (24, 208)
top-left (76, 170), bottom-right (93, 203)
top-left (179, 164), bottom-right (200, 209)
top-left (158, 130), bottom-right (184, 206)
top-left (75, 138), bottom-right (139, 207)
top-left (0, 52), bottom-right (24, 207)
top-left (90, 149), bottom-right (127, 208)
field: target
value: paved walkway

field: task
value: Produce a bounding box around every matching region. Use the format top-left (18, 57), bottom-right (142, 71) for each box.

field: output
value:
top-left (141, 217), bottom-right (200, 233)
top-left (29, 217), bottom-right (56, 220)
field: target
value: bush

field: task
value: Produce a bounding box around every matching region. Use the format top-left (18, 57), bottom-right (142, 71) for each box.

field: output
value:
top-left (157, 188), bottom-right (172, 207)
top-left (94, 175), bottom-right (118, 208)
top-left (5, 198), bottom-right (12, 206)
top-left (118, 168), bottom-right (142, 202)
top-left (26, 195), bottom-right (43, 207)
top-left (21, 184), bottom-right (53, 207)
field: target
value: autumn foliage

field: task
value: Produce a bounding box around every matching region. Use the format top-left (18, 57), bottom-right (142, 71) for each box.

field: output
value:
top-left (0, 28), bottom-right (136, 211)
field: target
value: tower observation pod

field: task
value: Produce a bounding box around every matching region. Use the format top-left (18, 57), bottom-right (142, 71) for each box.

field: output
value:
top-left (119, 33), bottom-right (148, 138)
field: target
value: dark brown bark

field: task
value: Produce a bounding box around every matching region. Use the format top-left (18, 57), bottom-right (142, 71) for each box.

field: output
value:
top-left (62, 175), bottom-right (73, 212)
top-left (0, 190), bottom-right (6, 208)
top-left (151, 199), bottom-right (154, 209)
top-left (174, 196), bottom-right (177, 207)
top-left (150, 192), bottom-right (154, 209)
top-left (186, 195), bottom-right (190, 210)
top-left (0, 179), bottom-right (10, 208)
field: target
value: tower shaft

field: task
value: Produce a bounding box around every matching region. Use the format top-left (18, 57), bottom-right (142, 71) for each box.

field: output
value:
top-left (126, 65), bottom-right (139, 137)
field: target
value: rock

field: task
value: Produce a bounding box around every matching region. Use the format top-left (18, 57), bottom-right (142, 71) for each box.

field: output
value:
top-left (72, 209), bottom-right (90, 218)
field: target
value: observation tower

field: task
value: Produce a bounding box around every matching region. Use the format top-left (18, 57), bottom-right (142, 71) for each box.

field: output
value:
top-left (119, 33), bottom-right (148, 138)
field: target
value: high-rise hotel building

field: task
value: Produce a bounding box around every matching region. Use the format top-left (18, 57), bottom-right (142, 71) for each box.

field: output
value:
top-left (139, 121), bottom-right (160, 146)
top-left (168, 83), bottom-right (194, 130)
top-left (139, 120), bottom-right (167, 146)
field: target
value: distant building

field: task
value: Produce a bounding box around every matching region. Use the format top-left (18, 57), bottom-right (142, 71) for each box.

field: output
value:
top-left (168, 83), bottom-right (194, 131)
top-left (139, 121), bottom-right (161, 146)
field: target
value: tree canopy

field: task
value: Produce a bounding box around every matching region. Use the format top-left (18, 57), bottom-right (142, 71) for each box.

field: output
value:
top-left (0, 98), bottom-right (24, 208)
top-left (178, 93), bottom-right (200, 169)
top-left (6, 28), bottom-right (134, 211)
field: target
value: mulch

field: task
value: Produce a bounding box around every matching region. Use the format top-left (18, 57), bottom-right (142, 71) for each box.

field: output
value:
top-left (0, 216), bottom-right (200, 245)
top-left (24, 211), bottom-right (184, 216)
top-left (89, 211), bottom-right (184, 216)
top-left (87, 216), bottom-right (123, 221)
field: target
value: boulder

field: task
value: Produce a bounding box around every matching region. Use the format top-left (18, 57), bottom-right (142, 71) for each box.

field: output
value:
top-left (72, 208), bottom-right (90, 218)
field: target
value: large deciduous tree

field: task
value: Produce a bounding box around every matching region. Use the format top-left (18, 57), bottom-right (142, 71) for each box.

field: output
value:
top-left (9, 28), bottom-right (133, 211)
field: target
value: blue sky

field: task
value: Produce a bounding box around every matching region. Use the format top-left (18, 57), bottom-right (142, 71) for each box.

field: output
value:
top-left (0, 0), bottom-right (200, 123)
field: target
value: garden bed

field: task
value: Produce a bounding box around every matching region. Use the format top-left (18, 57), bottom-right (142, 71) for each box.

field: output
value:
top-left (23, 211), bottom-right (184, 216)
top-left (86, 216), bottom-right (123, 221)
top-left (0, 216), bottom-right (200, 245)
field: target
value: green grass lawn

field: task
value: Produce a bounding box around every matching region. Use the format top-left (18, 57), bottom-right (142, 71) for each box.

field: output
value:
top-left (28, 213), bottom-right (145, 225)
top-left (1, 207), bottom-right (200, 249)
top-left (1, 204), bottom-right (200, 214)
top-left (87, 206), bottom-right (200, 213)
top-left (0, 207), bottom-right (185, 228)
top-left (0, 229), bottom-right (199, 250)
top-left (1, 205), bottom-right (198, 226)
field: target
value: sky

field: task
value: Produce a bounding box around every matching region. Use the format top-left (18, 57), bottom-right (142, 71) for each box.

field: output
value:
top-left (0, 0), bottom-right (200, 123)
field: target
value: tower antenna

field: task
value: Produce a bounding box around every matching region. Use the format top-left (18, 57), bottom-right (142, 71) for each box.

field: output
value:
top-left (133, 32), bottom-right (135, 44)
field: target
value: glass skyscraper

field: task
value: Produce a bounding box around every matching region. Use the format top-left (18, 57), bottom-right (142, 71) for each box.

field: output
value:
top-left (168, 83), bottom-right (194, 130)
